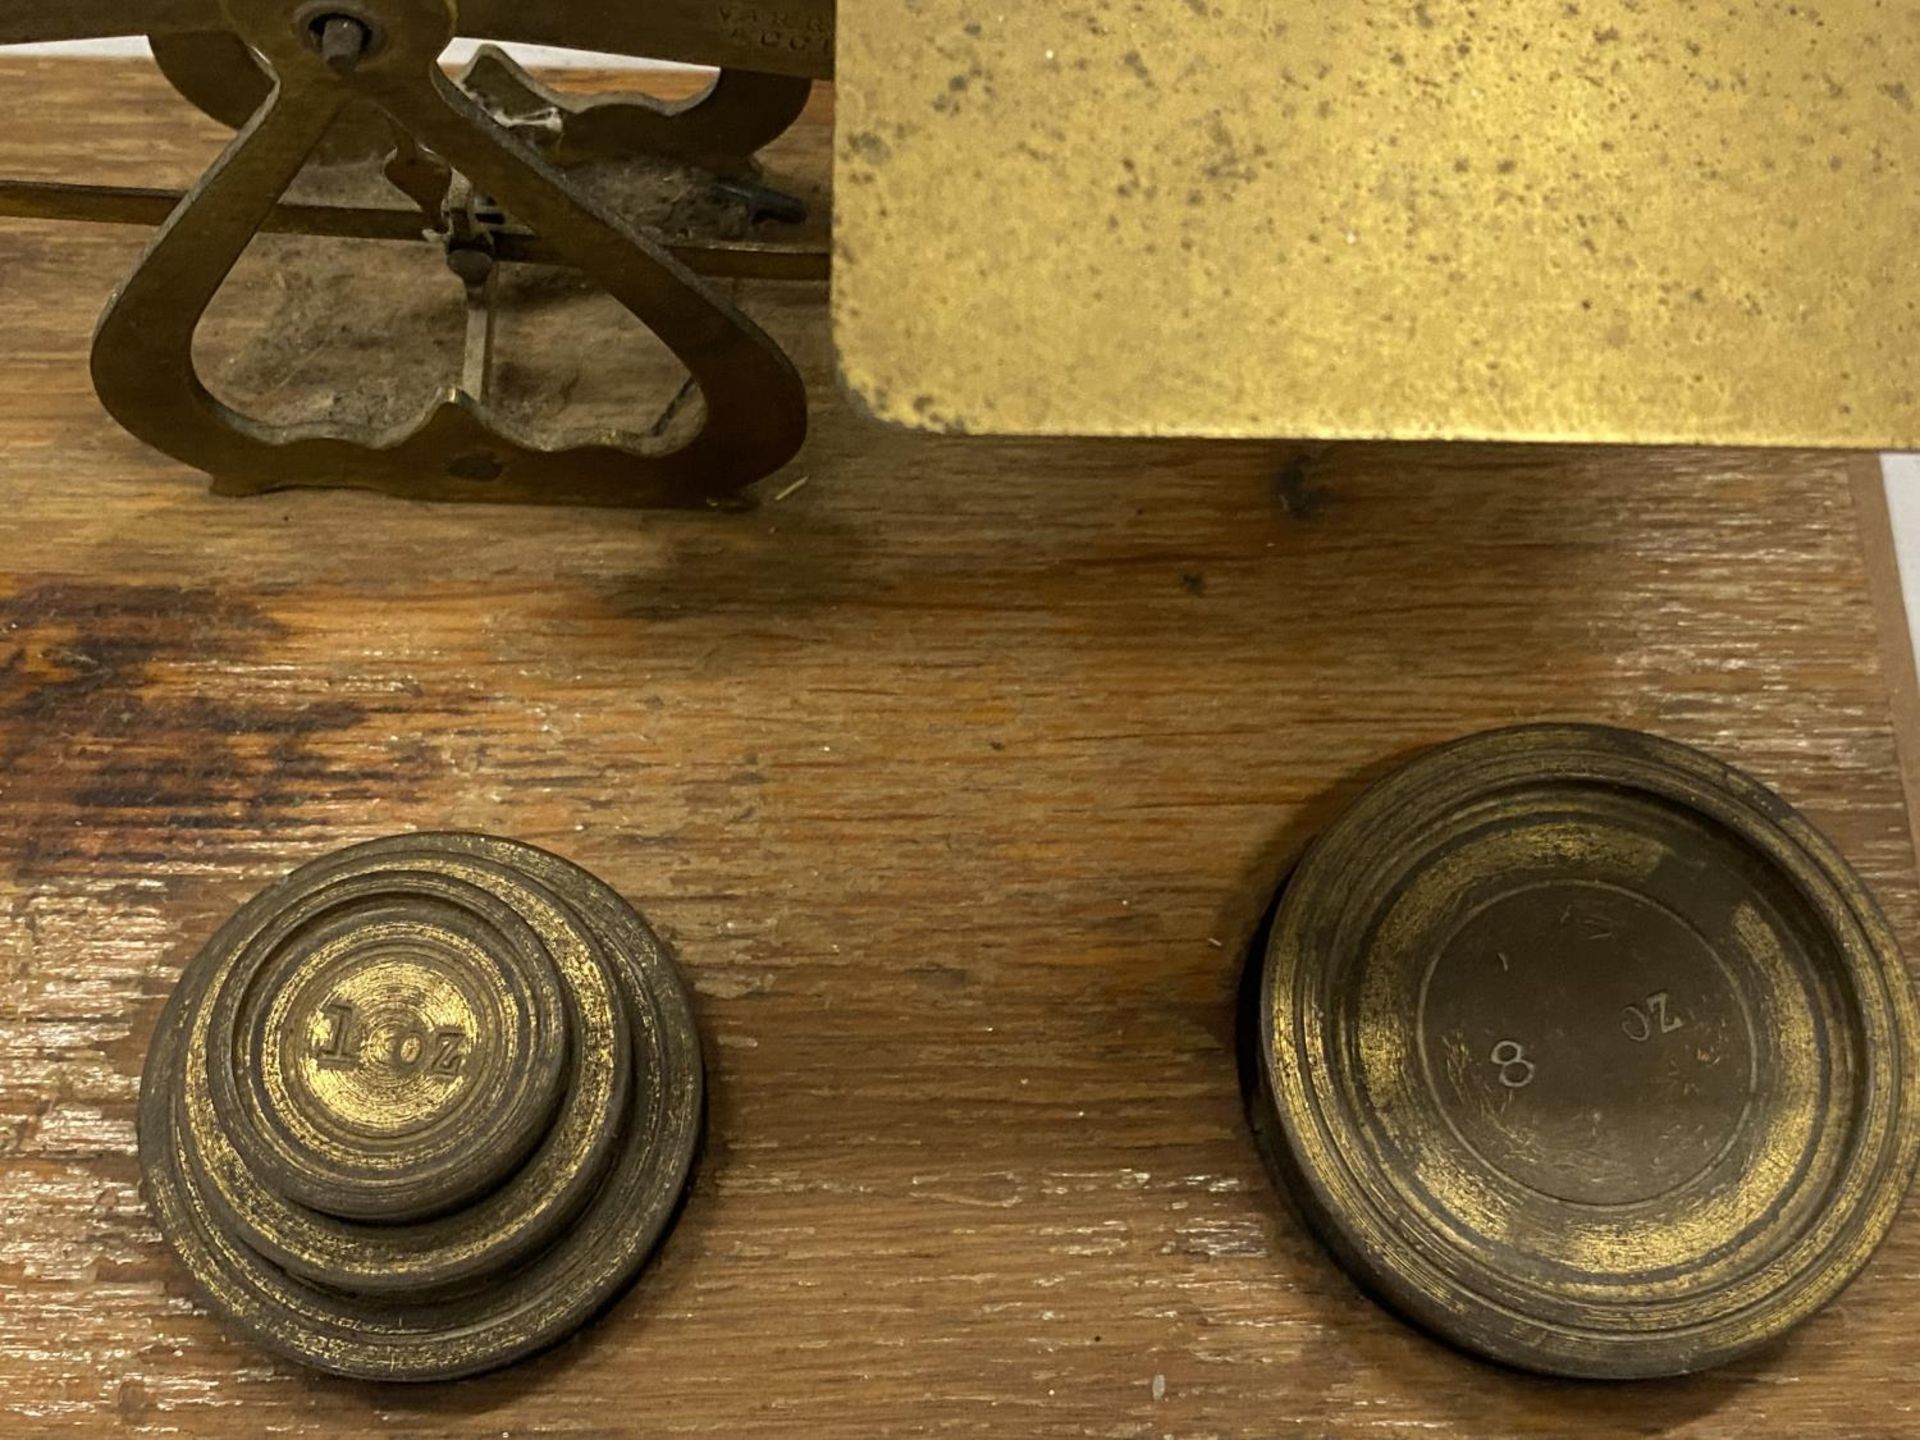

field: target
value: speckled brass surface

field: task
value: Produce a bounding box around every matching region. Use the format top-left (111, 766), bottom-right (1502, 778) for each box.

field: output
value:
top-left (137, 833), bottom-right (703, 1381)
top-left (835, 3), bottom-right (1919, 448)
top-left (1248, 725), bottom-right (1920, 1379)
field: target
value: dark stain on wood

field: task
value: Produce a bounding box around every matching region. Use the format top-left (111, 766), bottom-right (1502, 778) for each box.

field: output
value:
top-left (0, 582), bottom-right (436, 881)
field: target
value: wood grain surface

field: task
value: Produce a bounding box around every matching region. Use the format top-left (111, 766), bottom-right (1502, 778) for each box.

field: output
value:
top-left (1, 57), bottom-right (1918, 1438)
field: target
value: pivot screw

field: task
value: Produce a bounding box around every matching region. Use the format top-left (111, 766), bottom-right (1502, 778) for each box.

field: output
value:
top-left (309, 13), bottom-right (373, 72)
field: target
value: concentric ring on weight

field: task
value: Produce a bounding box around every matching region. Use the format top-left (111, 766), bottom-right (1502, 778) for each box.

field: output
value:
top-left (215, 869), bottom-right (570, 1222)
top-left (183, 855), bottom-right (630, 1296)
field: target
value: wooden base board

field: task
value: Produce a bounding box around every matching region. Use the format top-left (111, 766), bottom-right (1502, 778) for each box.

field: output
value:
top-left (1, 57), bottom-right (1919, 1439)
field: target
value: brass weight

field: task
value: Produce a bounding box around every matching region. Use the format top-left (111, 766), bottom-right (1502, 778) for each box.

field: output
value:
top-left (138, 833), bottom-right (703, 1380)
top-left (1247, 725), bottom-right (1920, 1379)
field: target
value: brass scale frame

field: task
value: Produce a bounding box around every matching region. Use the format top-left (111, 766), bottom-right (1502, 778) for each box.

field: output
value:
top-left (0, 1), bottom-right (838, 508)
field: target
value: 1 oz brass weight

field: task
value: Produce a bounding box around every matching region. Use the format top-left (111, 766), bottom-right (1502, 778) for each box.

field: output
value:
top-left (139, 833), bottom-right (703, 1380)
top-left (1247, 725), bottom-right (1920, 1378)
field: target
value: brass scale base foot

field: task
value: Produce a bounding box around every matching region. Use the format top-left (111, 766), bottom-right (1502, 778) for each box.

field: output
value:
top-left (0, 2), bottom-right (830, 508)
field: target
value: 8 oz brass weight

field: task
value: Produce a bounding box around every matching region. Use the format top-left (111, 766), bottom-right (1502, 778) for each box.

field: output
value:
top-left (1245, 726), bottom-right (1920, 1378)
top-left (138, 833), bottom-right (702, 1381)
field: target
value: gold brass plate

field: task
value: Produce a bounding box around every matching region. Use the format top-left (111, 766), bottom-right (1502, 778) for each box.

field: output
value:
top-left (138, 833), bottom-right (703, 1381)
top-left (836, 3), bottom-right (1919, 448)
top-left (1246, 726), bottom-right (1920, 1379)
